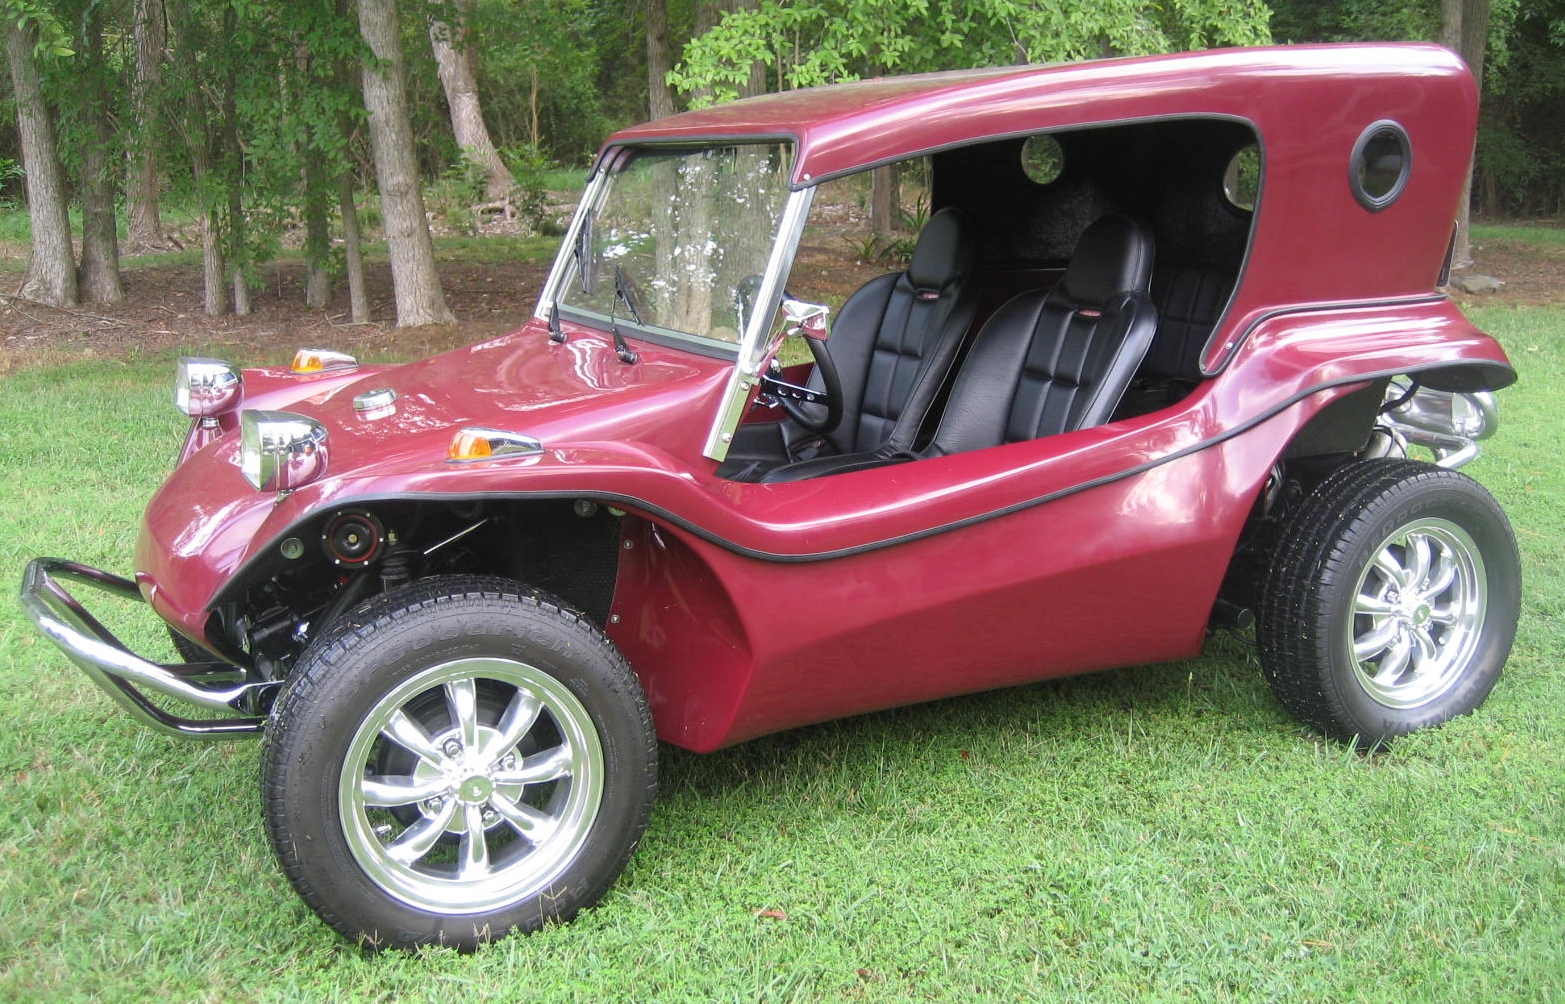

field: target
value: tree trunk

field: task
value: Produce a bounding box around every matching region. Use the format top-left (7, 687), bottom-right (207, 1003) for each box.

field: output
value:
top-left (358, 0), bottom-right (455, 327)
top-left (77, 7), bottom-right (124, 304)
top-left (646, 0), bottom-right (675, 119)
top-left (223, 6), bottom-right (249, 316)
top-left (870, 165), bottom-right (896, 239)
top-left (128, 0), bottom-right (168, 249)
top-left (428, 0), bottom-right (514, 200)
top-left (1441, 0), bottom-right (1491, 270)
top-left (304, 166), bottom-right (332, 311)
top-left (4, 21), bottom-right (77, 307)
top-left (339, 173), bottom-right (370, 323)
top-left (167, 0), bottom-right (226, 315)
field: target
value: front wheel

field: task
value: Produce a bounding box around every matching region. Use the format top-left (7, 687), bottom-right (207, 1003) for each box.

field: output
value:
top-left (261, 576), bottom-right (656, 950)
top-left (1259, 460), bottom-right (1520, 749)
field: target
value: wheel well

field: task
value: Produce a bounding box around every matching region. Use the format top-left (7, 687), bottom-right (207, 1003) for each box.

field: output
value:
top-left (207, 498), bottom-right (625, 680)
top-left (1214, 379), bottom-right (1393, 622)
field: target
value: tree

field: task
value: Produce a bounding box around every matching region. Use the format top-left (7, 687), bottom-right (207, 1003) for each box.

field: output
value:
top-left (128, 0), bottom-right (167, 249)
top-left (4, 9), bottom-right (76, 306)
top-left (672, 0), bottom-right (1273, 107)
top-left (428, 0), bottom-right (514, 199)
top-left (1442, 0), bottom-right (1491, 268)
top-left (645, 0), bottom-right (675, 118)
top-left (358, 0), bottom-right (455, 326)
top-left (67, 0), bottom-right (123, 302)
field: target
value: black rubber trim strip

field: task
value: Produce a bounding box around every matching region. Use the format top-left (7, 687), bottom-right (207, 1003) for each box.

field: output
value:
top-left (1199, 293), bottom-right (1450, 377)
top-left (209, 356), bottom-right (1513, 605)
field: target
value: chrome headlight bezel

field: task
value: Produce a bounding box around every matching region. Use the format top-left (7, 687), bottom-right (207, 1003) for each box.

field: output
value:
top-left (240, 410), bottom-right (329, 492)
top-left (175, 357), bottom-right (243, 419)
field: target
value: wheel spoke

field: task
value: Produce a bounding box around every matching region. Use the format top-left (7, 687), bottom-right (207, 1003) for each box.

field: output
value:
top-left (380, 709), bottom-right (446, 767)
top-left (445, 678), bottom-right (481, 752)
top-left (483, 688), bottom-right (544, 762)
top-left (493, 743), bottom-right (575, 786)
top-left (459, 804), bottom-right (491, 879)
top-left (1373, 546), bottom-right (1412, 590)
top-left (386, 798), bottom-right (458, 864)
top-left (1427, 547), bottom-right (1458, 594)
top-left (1354, 593), bottom-right (1398, 616)
top-left (1408, 627), bottom-right (1440, 670)
top-left (1353, 619), bottom-right (1401, 662)
top-left (488, 790), bottom-right (555, 841)
top-left (1370, 633), bottom-right (1413, 686)
top-left (1403, 533), bottom-right (1433, 591)
top-left (360, 773), bottom-right (451, 808)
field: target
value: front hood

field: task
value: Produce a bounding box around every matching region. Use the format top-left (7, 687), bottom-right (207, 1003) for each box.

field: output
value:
top-left (136, 321), bottom-right (733, 625)
top-left (249, 320), bottom-right (734, 455)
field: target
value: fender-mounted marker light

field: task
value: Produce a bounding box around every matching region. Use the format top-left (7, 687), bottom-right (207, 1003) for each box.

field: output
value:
top-left (448, 428), bottom-right (545, 463)
top-left (291, 348), bottom-right (358, 374)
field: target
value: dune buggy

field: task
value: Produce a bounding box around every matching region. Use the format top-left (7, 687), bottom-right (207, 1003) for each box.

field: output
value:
top-left (23, 43), bottom-right (1518, 949)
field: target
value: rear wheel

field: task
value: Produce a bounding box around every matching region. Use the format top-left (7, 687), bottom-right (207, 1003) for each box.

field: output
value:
top-left (261, 576), bottom-right (656, 950)
top-left (1259, 460), bottom-right (1520, 748)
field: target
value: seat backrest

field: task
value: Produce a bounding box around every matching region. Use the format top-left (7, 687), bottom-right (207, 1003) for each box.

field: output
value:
top-left (813, 206), bottom-right (979, 455)
top-left (1145, 264), bottom-right (1234, 385)
top-left (924, 214), bottom-right (1158, 457)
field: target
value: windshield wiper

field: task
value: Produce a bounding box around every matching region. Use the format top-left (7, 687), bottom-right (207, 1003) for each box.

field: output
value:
top-left (609, 264), bottom-right (640, 364)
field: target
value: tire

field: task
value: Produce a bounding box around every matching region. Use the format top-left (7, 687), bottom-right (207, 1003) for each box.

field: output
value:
top-left (1258, 460), bottom-right (1520, 749)
top-left (260, 576), bottom-right (656, 950)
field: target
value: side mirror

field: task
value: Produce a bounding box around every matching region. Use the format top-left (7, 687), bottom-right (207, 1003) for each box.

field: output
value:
top-left (782, 298), bottom-right (831, 340)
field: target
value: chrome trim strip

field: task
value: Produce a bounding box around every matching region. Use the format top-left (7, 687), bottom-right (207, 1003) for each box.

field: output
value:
top-left (19, 559), bottom-right (268, 739)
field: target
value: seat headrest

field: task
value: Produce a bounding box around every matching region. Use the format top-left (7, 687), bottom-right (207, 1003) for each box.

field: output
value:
top-left (907, 207), bottom-right (977, 293)
top-left (1059, 215), bottom-right (1156, 307)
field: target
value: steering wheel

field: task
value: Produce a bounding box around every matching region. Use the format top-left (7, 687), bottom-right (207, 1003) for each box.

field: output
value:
top-left (765, 333), bottom-right (843, 435)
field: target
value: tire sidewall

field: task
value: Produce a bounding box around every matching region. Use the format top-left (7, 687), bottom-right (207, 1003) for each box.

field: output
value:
top-left (262, 577), bottom-right (655, 950)
top-left (1280, 463), bottom-right (1520, 743)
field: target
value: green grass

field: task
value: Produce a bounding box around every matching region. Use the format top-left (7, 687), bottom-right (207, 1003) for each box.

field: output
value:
top-left (1470, 222), bottom-right (1565, 248)
top-left (0, 309), bottom-right (1561, 1002)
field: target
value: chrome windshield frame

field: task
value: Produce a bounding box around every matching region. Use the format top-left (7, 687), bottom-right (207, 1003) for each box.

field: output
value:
top-left (702, 185), bottom-right (815, 462)
top-left (534, 168), bottom-right (611, 324)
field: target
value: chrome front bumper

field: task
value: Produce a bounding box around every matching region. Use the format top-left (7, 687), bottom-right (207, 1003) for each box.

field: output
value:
top-left (19, 558), bottom-right (271, 739)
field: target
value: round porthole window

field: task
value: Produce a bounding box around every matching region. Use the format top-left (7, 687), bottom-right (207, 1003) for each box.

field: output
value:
top-left (1222, 144), bottom-right (1261, 212)
top-left (1020, 134), bottom-right (1064, 186)
top-left (1351, 120), bottom-right (1411, 212)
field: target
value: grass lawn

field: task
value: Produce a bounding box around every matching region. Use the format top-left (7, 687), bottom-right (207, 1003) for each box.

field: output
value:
top-left (0, 303), bottom-right (1560, 1003)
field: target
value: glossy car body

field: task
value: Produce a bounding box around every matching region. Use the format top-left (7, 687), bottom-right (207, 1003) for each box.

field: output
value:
top-left (22, 42), bottom-right (1521, 949)
top-left (28, 43), bottom-right (1514, 751)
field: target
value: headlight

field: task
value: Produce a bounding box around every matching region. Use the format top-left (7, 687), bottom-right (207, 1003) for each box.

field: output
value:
top-left (240, 410), bottom-right (329, 492)
top-left (176, 358), bottom-right (242, 418)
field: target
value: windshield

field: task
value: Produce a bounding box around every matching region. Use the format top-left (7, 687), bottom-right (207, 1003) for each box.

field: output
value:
top-left (559, 144), bottom-right (795, 350)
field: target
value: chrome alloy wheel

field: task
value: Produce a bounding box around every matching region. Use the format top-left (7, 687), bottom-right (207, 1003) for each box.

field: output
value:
top-left (1347, 517), bottom-right (1486, 710)
top-left (337, 657), bottom-right (605, 914)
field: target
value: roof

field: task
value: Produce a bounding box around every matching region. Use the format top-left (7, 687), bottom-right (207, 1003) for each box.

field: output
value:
top-left (605, 44), bottom-right (1475, 188)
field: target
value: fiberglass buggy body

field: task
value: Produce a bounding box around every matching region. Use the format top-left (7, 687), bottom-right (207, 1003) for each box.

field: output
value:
top-left (23, 43), bottom-right (1520, 949)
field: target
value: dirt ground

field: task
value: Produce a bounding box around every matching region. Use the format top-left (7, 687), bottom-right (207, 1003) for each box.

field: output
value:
top-left (0, 228), bottom-right (1559, 375)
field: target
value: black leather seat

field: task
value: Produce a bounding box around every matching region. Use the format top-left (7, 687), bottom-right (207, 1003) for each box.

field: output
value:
top-left (764, 214), bottom-right (1156, 481)
top-left (786, 207), bottom-right (979, 456)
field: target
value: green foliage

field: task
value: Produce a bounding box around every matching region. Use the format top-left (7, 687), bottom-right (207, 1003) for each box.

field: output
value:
top-left (671, 0), bottom-right (1274, 105)
top-left (500, 142), bottom-right (565, 236)
top-left (1477, 0), bottom-right (1565, 215)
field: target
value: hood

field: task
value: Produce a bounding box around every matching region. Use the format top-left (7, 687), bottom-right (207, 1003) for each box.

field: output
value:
top-left (135, 320), bottom-right (734, 629)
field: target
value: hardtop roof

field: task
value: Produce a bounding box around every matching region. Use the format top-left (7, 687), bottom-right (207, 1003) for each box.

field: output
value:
top-left (602, 44), bottom-right (1474, 188)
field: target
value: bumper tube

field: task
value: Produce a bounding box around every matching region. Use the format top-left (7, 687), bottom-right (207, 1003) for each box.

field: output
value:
top-left (19, 558), bottom-right (270, 739)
